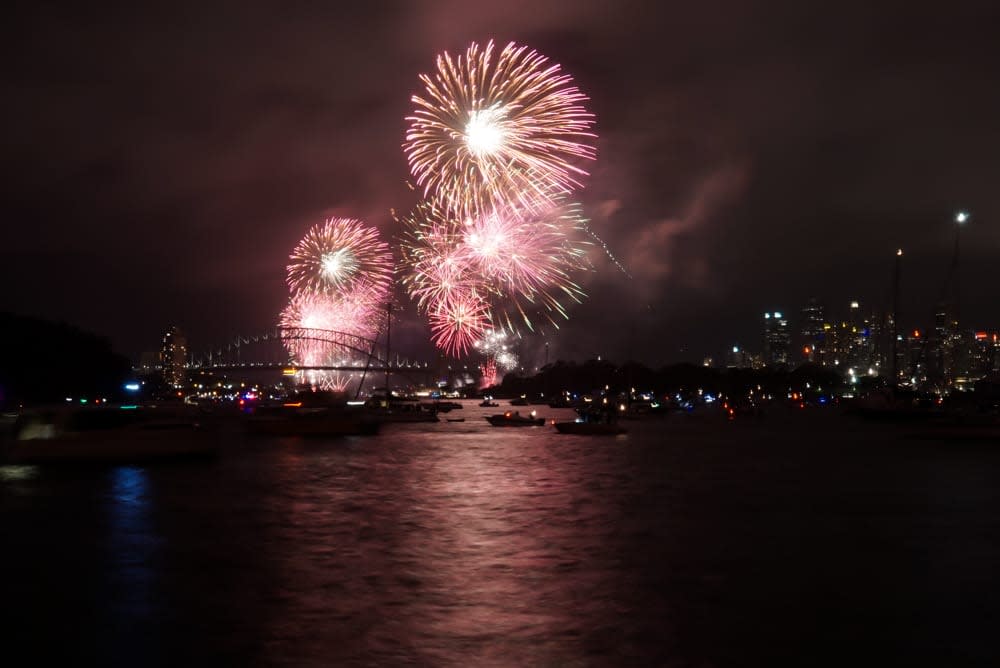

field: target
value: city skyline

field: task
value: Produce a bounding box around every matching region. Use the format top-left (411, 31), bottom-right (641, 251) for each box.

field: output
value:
top-left (2, 1), bottom-right (998, 365)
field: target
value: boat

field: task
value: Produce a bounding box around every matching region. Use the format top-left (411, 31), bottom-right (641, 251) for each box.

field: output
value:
top-left (485, 410), bottom-right (545, 427)
top-left (248, 391), bottom-right (380, 436)
top-left (364, 398), bottom-right (440, 423)
top-left (3, 405), bottom-right (220, 463)
top-left (554, 420), bottom-right (627, 435)
top-left (509, 397), bottom-right (530, 406)
top-left (446, 417), bottom-right (465, 423)
top-left (479, 399), bottom-right (499, 408)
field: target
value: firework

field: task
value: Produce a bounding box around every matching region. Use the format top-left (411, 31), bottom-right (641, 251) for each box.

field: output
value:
top-left (287, 218), bottom-right (393, 296)
top-left (399, 192), bottom-right (591, 342)
top-left (459, 198), bottom-right (590, 326)
top-left (474, 328), bottom-right (517, 388)
top-left (427, 289), bottom-right (490, 357)
top-left (398, 199), bottom-right (477, 311)
top-left (279, 287), bottom-right (385, 365)
top-left (405, 40), bottom-right (596, 215)
top-left (479, 358), bottom-right (497, 388)
top-left (310, 370), bottom-right (353, 393)
top-left (474, 329), bottom-right (518, 371)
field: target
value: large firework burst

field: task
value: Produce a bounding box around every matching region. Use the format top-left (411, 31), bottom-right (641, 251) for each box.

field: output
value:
top-left (398, 192), bottom-right (591, 342)
top-left (404, 40), bottom-right (596, 216)
top-left (287, 217), bottom-right (394, 296)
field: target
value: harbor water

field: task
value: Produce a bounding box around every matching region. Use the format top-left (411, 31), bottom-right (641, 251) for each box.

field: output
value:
top-left (2, 403), bottom-right (998, 666)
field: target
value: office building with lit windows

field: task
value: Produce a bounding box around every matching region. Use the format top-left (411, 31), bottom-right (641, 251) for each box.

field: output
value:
top-left (160, 326), bottom-right (188, 387)
top-left (763, 311), bottom-right (790, 368)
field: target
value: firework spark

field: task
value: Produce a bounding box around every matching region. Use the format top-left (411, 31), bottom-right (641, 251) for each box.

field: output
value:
top-left (427, 289), bottom-right (490, 357)
top-left (287, 218), bottom-right (394, 296)
top-left (405, 40), bottom-right (596, 215)
top-left (475, 329), bottom-right (519, 388)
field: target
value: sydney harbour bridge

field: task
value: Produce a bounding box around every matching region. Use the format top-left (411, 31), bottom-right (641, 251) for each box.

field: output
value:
top-left (187, 326), bottom-right (445, 389)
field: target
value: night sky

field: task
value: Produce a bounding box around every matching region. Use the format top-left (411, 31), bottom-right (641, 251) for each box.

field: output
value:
top-left (3, 0), bottom-right (998, 366)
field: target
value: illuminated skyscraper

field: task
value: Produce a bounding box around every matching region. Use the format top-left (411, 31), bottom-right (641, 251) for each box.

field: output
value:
top-left (800, 297), bottom-right (825, 362)
top-left (160, 326), bottom-right (188, 387)
top-left (763, 311), bottom-right (790, 367)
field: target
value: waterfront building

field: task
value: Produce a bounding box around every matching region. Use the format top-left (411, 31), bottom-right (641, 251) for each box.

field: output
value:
top-left (160, 326), bottom-right (188, 387)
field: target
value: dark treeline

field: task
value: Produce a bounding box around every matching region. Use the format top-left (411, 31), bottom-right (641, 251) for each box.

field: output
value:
top-left (0, 313), bottom-right (132, 406)
top-left (494, 359), bottom-right (853, 399)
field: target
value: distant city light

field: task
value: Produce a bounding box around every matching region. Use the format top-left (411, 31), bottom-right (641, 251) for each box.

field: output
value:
top-left (124, 383), bottom-right (141, 392)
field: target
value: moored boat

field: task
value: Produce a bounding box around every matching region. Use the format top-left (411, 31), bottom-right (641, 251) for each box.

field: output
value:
top-left (364, 398), bottom-right (440, 423)
top-left (485, 411), bottom-right (545, 427)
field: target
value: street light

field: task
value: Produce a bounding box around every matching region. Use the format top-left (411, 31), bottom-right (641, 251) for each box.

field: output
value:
top-left (955, 211), bottom-right (969, 224)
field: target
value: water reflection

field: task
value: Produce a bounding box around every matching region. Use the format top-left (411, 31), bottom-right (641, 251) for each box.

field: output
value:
top-left (0, 463), bottom-right (40, 482)
top-left (3, 409), bottom-right (1000, 665)
top-left (101, 466), bottom-right (160, 659)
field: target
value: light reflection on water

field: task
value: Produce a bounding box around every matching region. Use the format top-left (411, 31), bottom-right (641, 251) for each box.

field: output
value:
top-left (102, 465), bottom-right (159, 659)
top-left (0, 463), bottom-right (40, 482)
top-left (2, 406), bottom-right (1000, 666)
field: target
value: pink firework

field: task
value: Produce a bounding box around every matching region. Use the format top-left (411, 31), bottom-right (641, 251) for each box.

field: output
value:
top-left (399, 203), bottom-right (476, 310)
top-left (398, 191), bottom-right (594, 349)
top-left (405, 40), bottom-right (596, 216)
top-left (479, 358), bottom-right (497, 389)
top-left (287, 218), bottom-right (393, 296)
top-left (455, 195), bottom-right (590, 331)
top-left (427, 290), bottom-right (490, 357)
top-left (279, 287), bottom-right (385, 365)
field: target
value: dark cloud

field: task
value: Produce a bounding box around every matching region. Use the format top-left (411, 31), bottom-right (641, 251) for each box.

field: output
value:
top-left (2, 0), bottom-right (998, 363)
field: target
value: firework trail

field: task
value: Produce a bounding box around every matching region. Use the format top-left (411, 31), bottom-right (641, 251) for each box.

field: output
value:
top-left (405, 40), bottom-right (596, 216)
top-left (474, 330), bottom-right (516, 365)
top-left (312, 370), bottom-right (353, 393)
top-left (474, 328), bottom-right (518, 388)
top-left (287, 217), bottom-right (394, 296)
top-left (479, 358), bottom-right (497, 388)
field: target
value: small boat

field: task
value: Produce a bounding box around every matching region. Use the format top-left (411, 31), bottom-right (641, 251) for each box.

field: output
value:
top-left (446, 417), bottom-right (465, 423)
top-left (250, 391), bottom-right (380, 436)
top-left (364, 398), bottom-right (440, 422)
top-left (485, 411), bottom-right (545, 427)
top-left (554, 420), bottom-right (627, 435)
top-left (509, 397), bottom-right (530, 406)
top-left (479, 400), bottom-right (499, 408)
